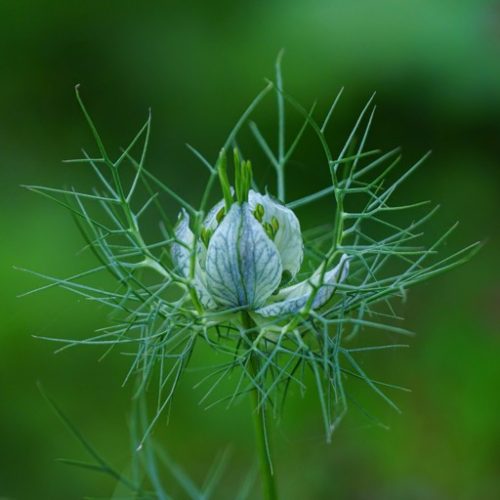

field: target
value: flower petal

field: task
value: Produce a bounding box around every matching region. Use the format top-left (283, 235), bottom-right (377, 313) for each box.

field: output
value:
top-left (205, 203), bottom-right (282, 308)
top-left (249, 191), bottom-right (303, 279)
top-left (256, 254), bottom-right (349, 317)
top-left (203, 198), bottom-right (226, 231)
top-left (171, 209), bottom-right (215, 308)
top-left (171, 209), bottom-right (194, 278)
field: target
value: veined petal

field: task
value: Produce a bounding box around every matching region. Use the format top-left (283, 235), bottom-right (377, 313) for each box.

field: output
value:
top-left (203, 198), bottom-right (226, 231)
top-left (171, 209), bottom-right (215, 308)
top-left (256, 254), bottom-right (349, 317)
top-left (199, 195), bottom-right (232, 270)
top-left (202, 187), bottom-right (236, 232)
top-left (249, 190), bottom-right (303, 279)
top-left (205, 203), bottom-right (282, 308)
top-left (171, 209), bottom-right (194, 278)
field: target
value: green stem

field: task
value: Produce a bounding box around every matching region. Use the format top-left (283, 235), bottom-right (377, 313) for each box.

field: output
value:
top-left (242, 313), bottom-right (278, 500)
top-left (277, 165), bottom-right (285, 203)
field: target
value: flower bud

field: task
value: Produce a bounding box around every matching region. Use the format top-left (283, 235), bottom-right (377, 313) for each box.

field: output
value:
top-left (171, 188), bottom-right (349, 316)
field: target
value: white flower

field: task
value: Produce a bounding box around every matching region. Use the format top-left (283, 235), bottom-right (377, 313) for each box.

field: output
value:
top-left (171, 190), bottom-right (349, 316)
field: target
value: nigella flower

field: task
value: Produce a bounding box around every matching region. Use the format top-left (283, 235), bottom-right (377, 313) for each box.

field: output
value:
top-left (171, 150), bottom-right (349, 317)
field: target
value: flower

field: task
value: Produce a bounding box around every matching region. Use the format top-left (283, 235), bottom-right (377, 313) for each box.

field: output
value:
top-left (171, 189), bottom-right (349, 317)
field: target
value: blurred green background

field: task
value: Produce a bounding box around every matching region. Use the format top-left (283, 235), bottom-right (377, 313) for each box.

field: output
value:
top-left (1, 1), bottom-right (499, 499)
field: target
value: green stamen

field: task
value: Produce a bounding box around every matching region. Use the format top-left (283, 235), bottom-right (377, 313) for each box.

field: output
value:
top-left (200, 227), bottom-right (212, 247)
top-left (270, 216), bottom-right (279, 235)
top-left (254, 203), bottom-right (265, 222)
top-left (216, 206), bottom-right (226, 224)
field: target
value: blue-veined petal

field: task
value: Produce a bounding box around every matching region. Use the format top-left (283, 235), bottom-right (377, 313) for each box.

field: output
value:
top-left (171, 209), bottom-right (215, 308)
top-left (256, 254), bottom-right (349, 317)
top-left (171, 209), bottom-right (194, 278)
top-left (205, 203), bottom-right (282, 308)
top-left (198, 195), bottom-right (234, 270)
top-left (203, 198), bottom-right (226, 231)
top-left (249, 190), bottom-right (303, 279)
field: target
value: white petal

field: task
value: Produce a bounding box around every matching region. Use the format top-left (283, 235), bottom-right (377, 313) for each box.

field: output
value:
top-left (202, 187), bottom-right (235, 231)
top-left (171, 209), bottom-right (194, 278)
top-left (205, 203), bottom-right (282, 309)
top-left (199, 195), bottom-right (231, 270)
top-left (248, 191), bottom-right (303, 279)
top-left (256, 254), bottom-right (349, 317)
top-left (203, 198), bottom-right (226, 231)
top-left (171, 209), bottom-right (216, 309)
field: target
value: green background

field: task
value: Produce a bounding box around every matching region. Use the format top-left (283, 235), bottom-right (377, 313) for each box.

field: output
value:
top-left (1, 1), bottom-right (498, 499)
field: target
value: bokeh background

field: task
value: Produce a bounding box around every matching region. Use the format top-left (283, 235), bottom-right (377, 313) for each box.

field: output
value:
top-left (1, 1), bottom-right (499, 499)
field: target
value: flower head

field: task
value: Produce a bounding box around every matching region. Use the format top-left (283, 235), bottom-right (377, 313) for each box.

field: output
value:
top-left (172, 150), bottom-right (349, 317)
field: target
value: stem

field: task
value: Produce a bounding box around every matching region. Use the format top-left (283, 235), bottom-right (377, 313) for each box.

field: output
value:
top-left (276, 50), bottom-right (285, 205)
top-left (242, 313), bottom-right (278, 500)
top-left (250, 357), bottom-right (277, 500)
top-left (277, 165), bottom-right (285, 203)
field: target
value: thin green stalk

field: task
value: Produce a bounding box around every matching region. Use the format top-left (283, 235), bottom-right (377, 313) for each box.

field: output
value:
top-left (249, 356), bottom-right (277, 500)
top-left (276, 49), bottom-right (285, 203)
top-left (242, 312), bottom-right (278, 500)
